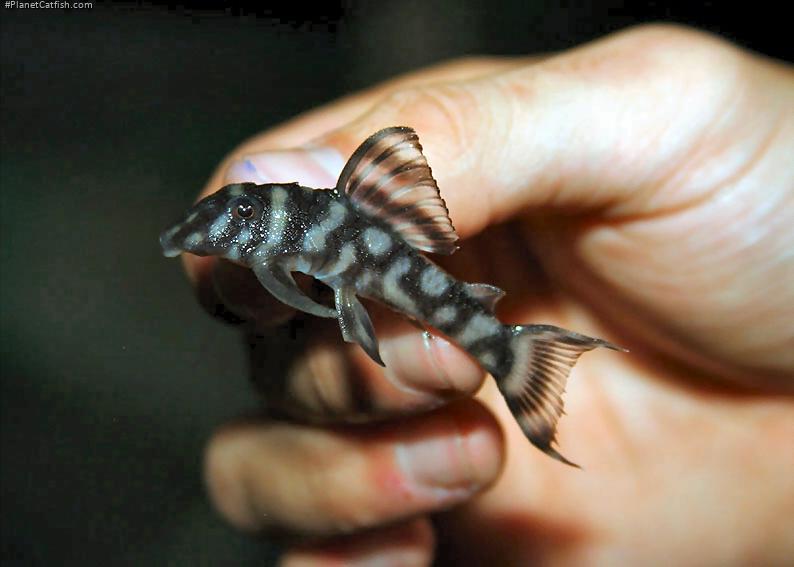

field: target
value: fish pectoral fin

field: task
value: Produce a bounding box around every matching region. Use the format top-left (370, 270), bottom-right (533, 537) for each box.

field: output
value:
top-left (252, 261), bottom-right (337, 319)
top-left (334, 287), bottom-right (384, 366)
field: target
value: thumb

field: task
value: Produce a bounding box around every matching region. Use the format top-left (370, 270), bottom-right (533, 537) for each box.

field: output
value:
top-left (225, 25), bottom-right (753, 239)
top-left (214, 25), bottom-right (794, 383)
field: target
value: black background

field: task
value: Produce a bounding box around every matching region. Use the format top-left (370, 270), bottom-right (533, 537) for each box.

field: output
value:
top-left (1, 2), bottom-right (789, 565)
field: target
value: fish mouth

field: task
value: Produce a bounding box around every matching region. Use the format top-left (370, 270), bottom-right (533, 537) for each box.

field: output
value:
top-left (159, 224), bottom-right (186, 257)
top-left (160, 221), bottom-right (217, 258)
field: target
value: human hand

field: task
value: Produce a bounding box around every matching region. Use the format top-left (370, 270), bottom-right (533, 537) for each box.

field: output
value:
top-left (182, 25), bottom-right (794, 565)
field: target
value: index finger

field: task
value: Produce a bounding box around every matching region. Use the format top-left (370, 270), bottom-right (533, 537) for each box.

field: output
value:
top-left (181, 56), bottom-right (525, 294)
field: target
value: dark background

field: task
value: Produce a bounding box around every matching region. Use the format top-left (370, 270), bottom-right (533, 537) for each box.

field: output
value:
top-left (1, 2), bottom-right (788, 565)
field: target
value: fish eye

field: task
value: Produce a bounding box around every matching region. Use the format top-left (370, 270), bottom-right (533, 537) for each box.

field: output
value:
top-left (231, 197), bottom-right (259, 220)
top-left (235, 203), bottom-right (254, 219)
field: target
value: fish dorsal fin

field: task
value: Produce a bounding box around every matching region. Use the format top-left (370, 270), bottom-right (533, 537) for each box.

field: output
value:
top-left (336, 126), bottom-right (459, 255)
top-left (465, 283), bottom-right (505, 313)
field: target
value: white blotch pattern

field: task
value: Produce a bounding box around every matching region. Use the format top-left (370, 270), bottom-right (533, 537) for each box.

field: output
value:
top-left (362, 227), bottom-right (392, 256)
top-left (420, 267), bottom-right (449, 296)
top-left (237, 226), bottom-right (252, 248)
top-left (432, 306), bottom-right (457, 326)
top-left (316, 242), bottom-right (357, 281)
top-left (479, 352), bottom-right (497, 370)
top-left (225, 245), bottom-right (241, 261)
top-left (286, 256), bottom-right (313, 274)
top-left (357, 270), bottom-right (375, 291)
top-left (267, 187), bottom-right (289, 247)
top-left (185, 232), bottom-right (203, 248)
top-left (456, 313), bottom-right (502, 347)
top-left (162, 224), bottom-right (180, 241)
top-left (504, 333), bottom-right (533, 395)
top-left (208, 213), bottom-right (231, 240)
top-left (303, 201), bottom-right (347, 252)
top-left (335, 243), bottom-right (357, 273)
top-left (383, 256), bottom-right (416, 313)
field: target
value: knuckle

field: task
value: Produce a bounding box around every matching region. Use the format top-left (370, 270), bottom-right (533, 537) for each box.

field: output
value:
top-left (537, 23), bottom-right (743, 82)
top-left (385, 85), bottom-right (467, 132)
top-left (622, 23), bottom-right (731, 52)
top-left (527, 23), bottom-right (746, 117)
top-left (621, 24), bottom-right (747, 110)
top-left (616, 24), bottom-right (746, 83)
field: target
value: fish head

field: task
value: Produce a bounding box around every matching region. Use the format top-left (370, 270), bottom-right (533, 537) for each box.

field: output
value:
top-left (159, 182), bottom-right (274, 263)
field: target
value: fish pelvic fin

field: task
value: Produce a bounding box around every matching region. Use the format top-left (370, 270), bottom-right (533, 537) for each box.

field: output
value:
top-left (495, 324), bottom-right (625, 467)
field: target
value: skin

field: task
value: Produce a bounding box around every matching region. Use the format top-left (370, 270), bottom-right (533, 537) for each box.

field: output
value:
top-left (179, 25), bottom-right (794, 566)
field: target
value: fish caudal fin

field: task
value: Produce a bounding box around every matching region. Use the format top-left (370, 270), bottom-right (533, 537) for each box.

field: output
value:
top-left (495, 324), bottom-right (625, 467)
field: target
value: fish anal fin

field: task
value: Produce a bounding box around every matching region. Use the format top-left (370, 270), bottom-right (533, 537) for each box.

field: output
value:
top-left (465, 283), bottom-right (505, 314)
top-left (335, 287), bottom-right (384, 366)
top-left (336, 126), bottom-right (459, 255)
top-left (496, 324), bottom-right (624, 467)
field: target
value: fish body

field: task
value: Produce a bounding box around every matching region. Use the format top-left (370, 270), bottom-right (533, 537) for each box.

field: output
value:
top-left (160, 127), bottom-right (622, 466)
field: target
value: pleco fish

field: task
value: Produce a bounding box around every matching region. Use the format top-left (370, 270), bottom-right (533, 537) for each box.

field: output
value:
top-left (160, 126), bottom-right (624, 466)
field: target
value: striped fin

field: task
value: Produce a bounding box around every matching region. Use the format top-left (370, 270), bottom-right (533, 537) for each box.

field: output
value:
top-left (335, 286), bottom-right (384, 366)
top-left (498, 325), bottom-right (626, 467)
top-left (336, 126), bottom-right (459, 255)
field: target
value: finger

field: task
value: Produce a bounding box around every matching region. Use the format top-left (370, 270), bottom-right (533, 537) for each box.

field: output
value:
top-left (203, 400), bottom-right (503, 537)
top-left (239, 56), bottom-right (530, 153)
top-left (216, 25), bottom-right (764, 248)
top-left (308, 25), bottom-right (756, 236)
top-left (199, 259), bottom-right (299, 326)
top-left (280, 517), bottom-right (434, 567)
top-left (182, 56), bottom-right (526, 293)
top-left (188, 26), bottom-right (746, 317)
top-left (254, 310), bottom-right (486, 421)
top-left (252, 225), bottom-right (541, 421)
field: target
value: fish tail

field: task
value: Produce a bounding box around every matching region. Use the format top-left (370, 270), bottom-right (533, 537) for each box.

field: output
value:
top-left (492, 324), bottom-right (625, 467)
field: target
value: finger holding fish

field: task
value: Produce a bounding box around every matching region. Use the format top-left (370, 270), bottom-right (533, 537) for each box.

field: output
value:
top-left (161, 25), bottom-right (794, 566)
top-left (225, 226), bottom-right (547, 423)
top-left (160, 126), bottom-right (621, 464)
top-left (256, 307), bottom-right (486, 421)
top-left (159, 50), bottom-right (631, 556)
top-left (195, 167), bottom-right (489, 422)
top-left (203, 400), bottom-right (503, 536)
top-left (180, 55), bottom-right (529, 299)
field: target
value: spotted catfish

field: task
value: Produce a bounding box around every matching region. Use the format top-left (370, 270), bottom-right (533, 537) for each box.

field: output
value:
top-left (160, 126), bottom-right (623, 466)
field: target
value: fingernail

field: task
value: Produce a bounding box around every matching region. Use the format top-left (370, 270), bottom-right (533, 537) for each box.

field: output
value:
top-left (381, 332), bottom-right (485, 395)
top-left (395, 420), bottom-right (501, 502)
top-left (225, 147), bottom-right (345, 187)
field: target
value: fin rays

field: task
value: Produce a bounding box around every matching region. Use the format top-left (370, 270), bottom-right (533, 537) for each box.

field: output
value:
top-left (336, 126), bottom-right (459, 255)
top-left (497, 325), bottom-right (623, 467)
